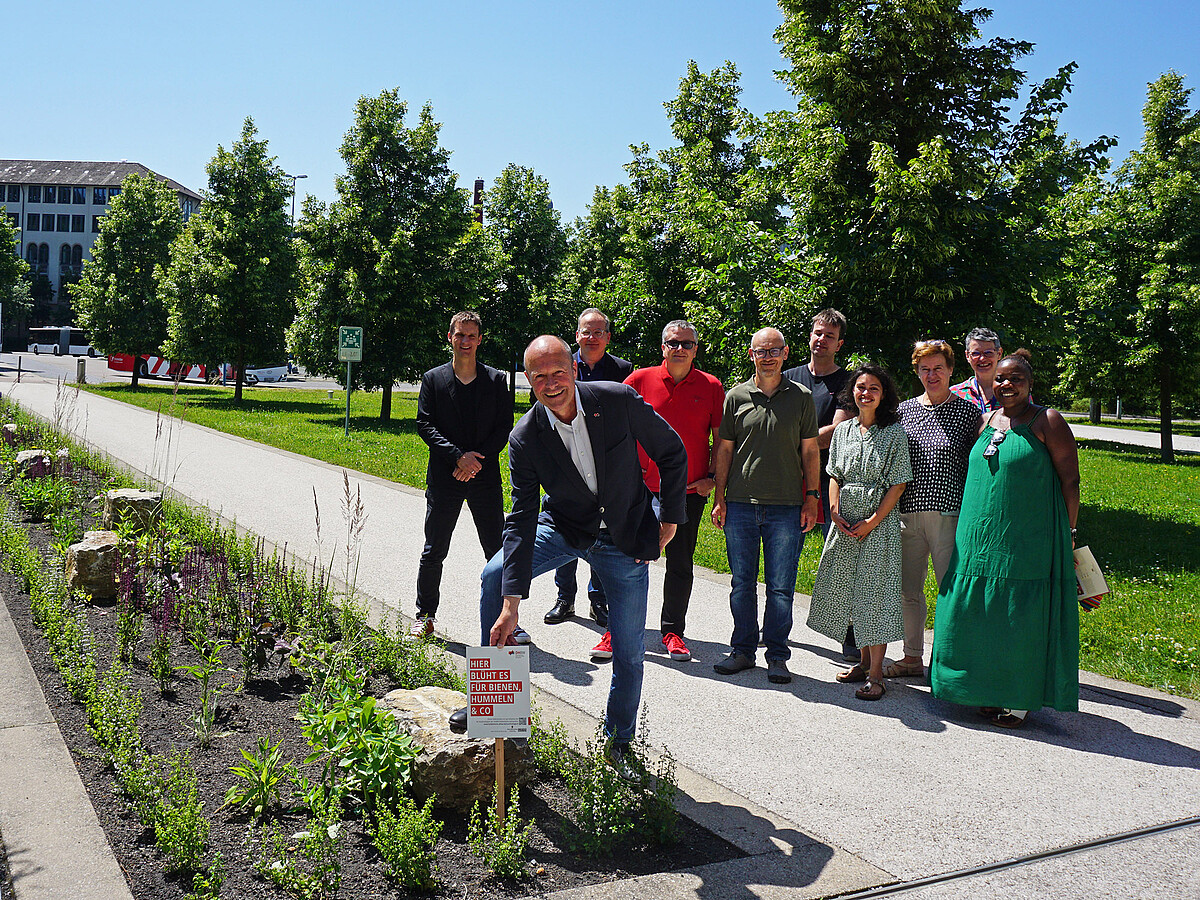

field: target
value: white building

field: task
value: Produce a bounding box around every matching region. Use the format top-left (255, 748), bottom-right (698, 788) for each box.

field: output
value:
top-left (0, 160), bottom-right (201, 316)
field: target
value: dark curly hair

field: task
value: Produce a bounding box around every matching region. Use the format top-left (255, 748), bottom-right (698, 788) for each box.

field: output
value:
top-left (838, 364), bottom-right (901, 428)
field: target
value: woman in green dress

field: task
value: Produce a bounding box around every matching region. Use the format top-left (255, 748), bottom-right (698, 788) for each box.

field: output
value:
top-left (808, 364), bottom-right (911, 701)
top-left (930, 350), bottom-right (1080, 728)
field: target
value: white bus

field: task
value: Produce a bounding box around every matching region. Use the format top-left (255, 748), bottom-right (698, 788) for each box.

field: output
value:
top-left (28, 326), bottom-right (95, 357)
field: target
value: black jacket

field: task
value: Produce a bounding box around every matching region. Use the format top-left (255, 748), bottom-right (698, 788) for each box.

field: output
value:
top-left (501, 381), bottom-right (687, 598)
top-left (416, 362), bottom-right (513, 489)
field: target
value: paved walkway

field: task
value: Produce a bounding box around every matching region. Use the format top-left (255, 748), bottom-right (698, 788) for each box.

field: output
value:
top-left (2, 379), bottom-right (1198, 899)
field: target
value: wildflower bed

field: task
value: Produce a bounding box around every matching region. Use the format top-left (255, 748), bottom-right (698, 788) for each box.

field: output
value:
top-left (0, 406), bottom-right (741, 899)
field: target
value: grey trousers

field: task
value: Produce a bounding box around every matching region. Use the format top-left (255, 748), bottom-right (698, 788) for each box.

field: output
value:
top-left (899, 511), bottom-right (958, 658)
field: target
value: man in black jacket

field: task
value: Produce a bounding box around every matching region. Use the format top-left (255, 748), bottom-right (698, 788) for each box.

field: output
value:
top-left (414, 311), bottom-right (513, 637)
top-left (452, 335), bottom-right (686, 767)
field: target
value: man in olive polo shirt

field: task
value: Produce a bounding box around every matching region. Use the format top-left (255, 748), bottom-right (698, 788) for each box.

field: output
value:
top-left (710, 327), bottom-right (820, 685)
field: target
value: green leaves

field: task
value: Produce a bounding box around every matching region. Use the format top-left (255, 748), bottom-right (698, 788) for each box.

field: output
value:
top-left (222, 736), bottom-right (292, 821)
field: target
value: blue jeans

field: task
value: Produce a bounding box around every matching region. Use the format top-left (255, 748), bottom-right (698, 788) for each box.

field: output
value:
top-left (480, 525), bottom-right (648, 744)
top-left (724, 501), bottom-right (805, 662)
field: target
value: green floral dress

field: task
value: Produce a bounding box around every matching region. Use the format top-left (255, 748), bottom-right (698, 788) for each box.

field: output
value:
top-left (807, 419), bottom-right (912, 647)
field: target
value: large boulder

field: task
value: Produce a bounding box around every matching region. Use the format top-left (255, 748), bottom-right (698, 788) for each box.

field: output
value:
top-left (101, 489), bottom-right (162, 533)
top-left (14, 449), bottom-right (51, 478)
top-left (379, 686), bottom-right (534, 811)
top-left (66, 530), bottom-right (120, 601)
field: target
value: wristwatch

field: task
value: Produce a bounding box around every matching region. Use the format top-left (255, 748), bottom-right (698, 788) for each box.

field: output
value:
top-left (805, 489), bottom-right (820, 498)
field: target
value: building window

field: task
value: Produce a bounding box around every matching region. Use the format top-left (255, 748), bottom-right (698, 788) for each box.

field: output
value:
top-left (109, 187), bottom-right (121, 201)
top-left (42, 186), bottom-right (55, 204)
top-left (93, 187), bottom-right (106, 205)
top-left (71, 215), bottom-right (84, 232)
top-left (61, 188), bottom-right (74, 205)
top-left (92, 215), bottom-right (102, 233)
top-left (27, 243), bottom-right (49, 275)
top-left (72, 244), bottom-right (83, 267)
top-left (57, 214), bottom-right (70, 232)
top-left (28, 185), bottom-right (41, 203)
top-left (41, 214), bottom-right (54, 232)
top-left (6, 185), bottom-right (19, 203)
top-left (73, 187), bottom-right (86, 204)
top-left (25, 244), bottom-right (37, 265)
top-left (26, 214), bottom-right (39, 232)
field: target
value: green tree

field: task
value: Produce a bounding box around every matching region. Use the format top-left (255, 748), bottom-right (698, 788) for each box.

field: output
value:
top-left (163, 118), bottom-right (297, 402)
top-left (289, 90), bottom-right (483, 420)
top-left (0, 214), bottom-right (30, 348)
top-left (481, 163), bottom-right (567, 396)
top-left (73, 173), bottom-right (184, 387)
top-left (768, 0), bottom-right (1112, 377)
top-left (1054, 71), bottom-right (1200, 462)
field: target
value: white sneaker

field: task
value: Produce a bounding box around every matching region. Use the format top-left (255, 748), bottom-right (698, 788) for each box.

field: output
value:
top-left (411, 616), bottom-right (434, 638)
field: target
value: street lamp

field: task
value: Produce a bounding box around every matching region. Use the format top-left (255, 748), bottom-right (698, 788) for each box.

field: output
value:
top-left (287, 173), bottom-right (308, 235)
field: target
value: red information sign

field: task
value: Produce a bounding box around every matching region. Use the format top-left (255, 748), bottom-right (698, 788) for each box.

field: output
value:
top-left (467, 647), bottom-right (531, 739)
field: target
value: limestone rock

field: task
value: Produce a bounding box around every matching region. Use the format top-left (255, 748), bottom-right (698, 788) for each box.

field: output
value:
top-left (2, 424), bottom-right (16, 448)
top-left (14, 449), bottom-right (51, 478)
top-left (102, 489), bottom-right (162, 533)
top-left (66, 530), bottom-right (121, 601)
top-left (379, 686), bottom-right (534, 811)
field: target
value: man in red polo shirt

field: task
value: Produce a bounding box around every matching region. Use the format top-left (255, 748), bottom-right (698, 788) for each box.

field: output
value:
top-left (589, 319), bottom-right (724, 664)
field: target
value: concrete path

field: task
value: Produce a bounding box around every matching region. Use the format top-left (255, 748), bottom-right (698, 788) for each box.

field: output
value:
top-left (1069, 421), bottom-right (1200, 455)
top-left (2, 379), bottom-right (1198, 899)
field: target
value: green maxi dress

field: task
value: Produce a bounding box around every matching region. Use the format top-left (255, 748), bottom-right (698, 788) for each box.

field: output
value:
top-left (930, 416), bottom-right (1079, 712)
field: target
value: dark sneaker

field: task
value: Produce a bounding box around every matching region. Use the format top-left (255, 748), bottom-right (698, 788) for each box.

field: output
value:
top-left (591, 631), bottom-right (613, 660)
top-left (544, 598), bottom-right (575, 624)
top-left (590, 599), bottom-right (609, 628)
top-left (767, 659), bottom-right (792, 684)
top-left (511, 625), bottom-right (532, 645)
top-left (713, 651), bottom-right (755, 675)
top-left (661, 633), bottom-right (691, 661)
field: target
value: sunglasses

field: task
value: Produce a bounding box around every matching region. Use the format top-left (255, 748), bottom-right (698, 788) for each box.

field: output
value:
top-left (982, 429), bottom-right (1007, 458)
top-left (664, 339), bottom-right (697, 350)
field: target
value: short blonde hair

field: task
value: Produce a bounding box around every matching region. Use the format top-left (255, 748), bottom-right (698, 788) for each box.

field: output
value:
top-left (911, 339), bottom-right (955, 370)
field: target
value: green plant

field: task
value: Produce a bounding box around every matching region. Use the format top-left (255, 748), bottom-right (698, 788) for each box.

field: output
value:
top-left (183, 852), bottom-right (224, 900)
top-left (529, 706), bottom-right (573, 778)
top-left (252, 785), bottom-right (344, 900)
top-left (222, 735), bottom-right (292, 821)
top-left (176, 638), bottom-right (231, 747)
top-left (116, 599), bottom-right (145, 663)
top-left (564, 733), bottom-right (634, 857)
top-left (154, 750), bottom-right (211, 873)
top-left (630, 709), bottom-right (680, 845)
top-left (12, 474), bottom-right (73, 521)
top-left (301, 691), bottom-right (418, 810)
top-left (468, 784), bottom-right (531, 881)
top-left (86, 659), bottom-right (143, 771)
top-left (53, 603), bottom-right (98, 703)
top-left (370, 795), bottom-right (442, 890)
top-left (149, 631), bottom-right (173, 694)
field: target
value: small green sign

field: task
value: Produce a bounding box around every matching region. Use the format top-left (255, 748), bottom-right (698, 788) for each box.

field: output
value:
top-left (338, 326), bottom-right (363, 362)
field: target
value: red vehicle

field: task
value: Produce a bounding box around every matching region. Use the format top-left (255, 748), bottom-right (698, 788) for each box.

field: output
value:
top-left (107, 354), bottom-right (207, 382)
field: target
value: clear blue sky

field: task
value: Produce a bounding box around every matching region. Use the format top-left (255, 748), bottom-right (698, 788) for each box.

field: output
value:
top-left (10, 1), bottom-right (1199, 223)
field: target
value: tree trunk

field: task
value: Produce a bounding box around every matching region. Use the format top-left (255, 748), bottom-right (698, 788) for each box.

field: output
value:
top-left (380, 382), bottom-right (392, 421)
top-left (1159, 358), bottom-right (1174, 464)
top-left (1088, 398), bottom-right (1101, 424)
top-left (234, 347), bottom-right (245, 404)
top-left (130, 359), bottom-right (140, 389)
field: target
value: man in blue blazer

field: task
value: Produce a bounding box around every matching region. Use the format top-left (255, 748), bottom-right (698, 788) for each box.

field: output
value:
top-left (454, 335), bottom-right (687, 768)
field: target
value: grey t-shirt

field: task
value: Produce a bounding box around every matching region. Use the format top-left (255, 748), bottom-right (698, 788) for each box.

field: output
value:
top-left (719, 377), bottom-right (818, 505)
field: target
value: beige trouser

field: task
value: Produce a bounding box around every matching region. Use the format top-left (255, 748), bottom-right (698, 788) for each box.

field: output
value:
top-left (899, 511), bottom-right (959, 659)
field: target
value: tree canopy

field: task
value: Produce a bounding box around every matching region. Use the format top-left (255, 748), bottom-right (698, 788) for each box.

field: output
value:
top-left (163, 118), bottom-right (297, 402)
top-left (73, 173), bottom-right (184, 387)
top-left (289, 90), bottom-right (483, 420)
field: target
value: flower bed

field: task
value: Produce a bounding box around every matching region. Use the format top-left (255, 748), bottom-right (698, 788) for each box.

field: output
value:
top-left (0, 403), bottom-right (742, 899)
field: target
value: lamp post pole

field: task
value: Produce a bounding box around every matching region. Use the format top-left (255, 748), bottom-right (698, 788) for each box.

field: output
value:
top-left (287, 173), bottom-right (308, 236)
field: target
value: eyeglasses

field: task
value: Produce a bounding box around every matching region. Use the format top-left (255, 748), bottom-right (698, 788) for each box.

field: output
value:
top-left (578, 329), bottom-right (608, 339)
top-left (749, 347), bottom-right (785, 358)
top-left (969, 349), bottom-right (999, 360)
top-left (664, 339), bottom-right (697, 350)
top-left (982, 429), bottom-right (1007, 458)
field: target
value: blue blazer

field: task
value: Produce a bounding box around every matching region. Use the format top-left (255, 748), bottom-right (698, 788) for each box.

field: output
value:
top-left (501, 381), bottom-right (688, 599)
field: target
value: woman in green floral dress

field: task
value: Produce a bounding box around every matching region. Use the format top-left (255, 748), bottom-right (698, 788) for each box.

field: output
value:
top-left (807, 364), bottom-right (912, 700)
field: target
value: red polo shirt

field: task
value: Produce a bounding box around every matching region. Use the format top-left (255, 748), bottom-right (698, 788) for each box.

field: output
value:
top-left (625, 362), bottom-right (724, 493)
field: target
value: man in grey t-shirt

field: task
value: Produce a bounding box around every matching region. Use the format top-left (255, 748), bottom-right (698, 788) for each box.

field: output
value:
top-left (710, 327), bottom-right (820, 685)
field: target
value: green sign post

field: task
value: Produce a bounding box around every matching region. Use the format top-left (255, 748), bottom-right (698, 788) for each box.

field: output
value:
top-left (338, 327), bottom-right (364, 437)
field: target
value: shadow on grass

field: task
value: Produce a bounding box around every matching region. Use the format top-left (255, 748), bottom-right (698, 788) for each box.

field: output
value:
top-left (1084, 504), bottom-right (1200, 577)
top-left (1078, 439), bottom-right (1200, 462)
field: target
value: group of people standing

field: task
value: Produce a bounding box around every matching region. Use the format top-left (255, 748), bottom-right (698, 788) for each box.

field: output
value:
top-left (415, 306), bottom-right (1082, 771)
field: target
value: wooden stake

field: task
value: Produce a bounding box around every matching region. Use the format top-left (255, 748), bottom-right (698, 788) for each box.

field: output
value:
top-left (495, 737), bottom-right (506, 827)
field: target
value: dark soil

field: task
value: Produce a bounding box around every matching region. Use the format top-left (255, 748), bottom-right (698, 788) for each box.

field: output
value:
top-left (0, 826), bottom-right (12, 900)
top-left (1, 486), bottom-right (744, 898)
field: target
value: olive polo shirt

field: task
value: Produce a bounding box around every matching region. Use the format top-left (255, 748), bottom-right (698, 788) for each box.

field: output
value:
top-left (719, 376), bottom-right (818, 505)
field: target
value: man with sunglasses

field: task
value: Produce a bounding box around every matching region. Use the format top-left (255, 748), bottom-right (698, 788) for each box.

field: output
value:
top-left (600, 320), bottom-right (726, 664)
top-left (544, 309), bottom-right (633, 629)
top-left (950, 327), bottom-right (1005, 412)
top-left (710, 328), bottom-right (820, 685)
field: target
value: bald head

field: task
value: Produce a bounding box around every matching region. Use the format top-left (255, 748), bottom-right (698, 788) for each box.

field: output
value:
top-left (525, 335), bottom-right (578, 420)
top-left (749, 327), bottom-right (789, 379)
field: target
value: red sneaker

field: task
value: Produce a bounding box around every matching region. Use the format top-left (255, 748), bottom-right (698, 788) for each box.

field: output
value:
top-left (590, 631), bottom-right (613, 660)
top-left (662, 632), bottom-right (691, 661)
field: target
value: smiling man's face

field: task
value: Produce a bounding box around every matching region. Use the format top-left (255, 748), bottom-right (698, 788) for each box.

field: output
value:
top-left (525, 338), bottom-right (578, 421)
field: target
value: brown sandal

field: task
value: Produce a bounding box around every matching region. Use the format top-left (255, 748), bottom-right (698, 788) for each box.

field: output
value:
top-left (991, 711), bottom-right (1026, 729)
top-left (882, 660), bottom-right (924, 678)
top-left (836, 664), bottom-right (868, 683)
top-left (855, 680), bottom-right (886, 701)
top-left (978, 706), bottom-right (1003, 718)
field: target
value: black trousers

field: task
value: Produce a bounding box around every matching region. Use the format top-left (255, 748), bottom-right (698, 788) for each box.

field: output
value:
top-left (660, 491), bottom-right (709, 638)
top-left (416, 478), bottom-right (503, 617)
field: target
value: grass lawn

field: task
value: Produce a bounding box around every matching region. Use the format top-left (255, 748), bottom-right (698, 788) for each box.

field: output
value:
top-left (81, 383), bottom-right (1200, 699)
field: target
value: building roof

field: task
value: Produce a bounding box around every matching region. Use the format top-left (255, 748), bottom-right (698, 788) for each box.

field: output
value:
top-left (0, 160), bottom-right (201, 200)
